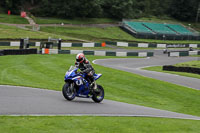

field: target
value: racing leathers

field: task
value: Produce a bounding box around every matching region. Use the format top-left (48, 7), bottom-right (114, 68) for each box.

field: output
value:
top-left (75, 59), bottom-right (96, 90)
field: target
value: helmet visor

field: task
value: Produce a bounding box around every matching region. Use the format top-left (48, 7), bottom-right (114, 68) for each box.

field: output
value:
top-left (76, 58), bottom-right (82, 62)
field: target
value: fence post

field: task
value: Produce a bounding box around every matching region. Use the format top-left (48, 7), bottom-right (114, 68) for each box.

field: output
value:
top-left (58, 38), bottom-right (61, 50)
top-left (20, 38), bottom-right (24, 49)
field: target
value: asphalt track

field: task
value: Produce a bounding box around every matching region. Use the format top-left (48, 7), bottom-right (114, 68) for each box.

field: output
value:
top-left (94, 53), bottom-right (200, 90)
top-left (1, 85), bottom-right (200, 120)
top-left (0, 53), bottom-right (200, 120)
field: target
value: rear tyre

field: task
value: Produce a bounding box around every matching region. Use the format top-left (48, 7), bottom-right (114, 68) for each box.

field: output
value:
top-left (92, 85), bottom-right (104, 103)
top-left (62, 82), bottom-right (76, 101)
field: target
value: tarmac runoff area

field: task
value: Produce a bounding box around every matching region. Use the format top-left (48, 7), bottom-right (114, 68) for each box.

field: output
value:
top-left (0, 55), bottom-right (200, 120)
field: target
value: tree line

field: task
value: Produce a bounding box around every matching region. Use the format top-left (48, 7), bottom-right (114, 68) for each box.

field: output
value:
top-left (0, 0), bottom-right (199, 21)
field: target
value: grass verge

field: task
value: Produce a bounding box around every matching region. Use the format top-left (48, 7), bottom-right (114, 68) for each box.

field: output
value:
top-left (1, 54), bottom-right (200, 116)
top-left (0, 116), bottom-right (200, 133)
top-left (174, 60), bottom-right (200, 68)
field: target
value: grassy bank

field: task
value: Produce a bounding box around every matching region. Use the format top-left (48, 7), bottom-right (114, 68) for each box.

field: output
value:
top-left (0, 14), bottom-right (28, 24)
top-left (0, 24), bottom-right (80, 41)
top-left (0, 116), bottom-right (200, 133)
top-left (40, 26), bottom-right (134, 42)
top-left (143, 60), bottom-right (200, 79)
top-left (1, 54), bottom-right (200, 116)
top-left (40, 26), bottom-right (200, 44)
top-left (0, 14), bottom-right (199, 44)
top-left (35, 17), bottom-right (118, 24)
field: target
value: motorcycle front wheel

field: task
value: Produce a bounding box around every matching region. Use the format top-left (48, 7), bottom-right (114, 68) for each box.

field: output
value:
top-left (92, 85), bottom-right (104, 103)
top-left (62, 82), bottom-right (76, 101)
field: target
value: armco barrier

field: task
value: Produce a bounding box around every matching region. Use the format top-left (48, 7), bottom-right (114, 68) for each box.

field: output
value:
top-left (105, 41), bottom-right (200, 48)
top-left (163, 65), bottom-right (200, 74)
top-left (61, 42), bottom-right (104, 47)
top-left (2, 41), bottom-right (200, 48)
top-left (168, 51), bottom-right (200, 57)
top-left (41, 49), bottom-right (154, 57)
top-left (0, 42), bottom-right (105, 47)
top-left (2, 49), bottom-right (37, 55)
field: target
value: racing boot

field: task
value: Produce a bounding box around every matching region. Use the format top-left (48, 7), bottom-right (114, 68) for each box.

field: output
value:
top-left (90, 81), bottom-right (99, 93)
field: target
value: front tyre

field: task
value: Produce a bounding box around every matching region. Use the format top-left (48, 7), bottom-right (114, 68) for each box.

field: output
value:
top-left (92, 85), bottom-right (104, 103)
top-left (62, 82), bottom-right (76, 101)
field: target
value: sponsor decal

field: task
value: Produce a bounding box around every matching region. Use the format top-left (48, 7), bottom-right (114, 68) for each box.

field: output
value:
top-left (167, 44), bottom-right (186, 48)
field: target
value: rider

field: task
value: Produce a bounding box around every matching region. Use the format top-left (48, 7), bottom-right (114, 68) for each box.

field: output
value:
top-left (75, 53), bottom-right (97, 90)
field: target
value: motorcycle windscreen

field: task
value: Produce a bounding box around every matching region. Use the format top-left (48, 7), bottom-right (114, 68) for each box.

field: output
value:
top-left (94, 74), bottom-right (102, 80)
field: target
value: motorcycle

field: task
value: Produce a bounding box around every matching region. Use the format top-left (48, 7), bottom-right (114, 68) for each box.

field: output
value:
top-left (62, 66), bottom-right (104, 103)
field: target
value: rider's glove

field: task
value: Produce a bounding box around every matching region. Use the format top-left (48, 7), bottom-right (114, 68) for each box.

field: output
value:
top-left (75, 62), bottom-right (79, 68)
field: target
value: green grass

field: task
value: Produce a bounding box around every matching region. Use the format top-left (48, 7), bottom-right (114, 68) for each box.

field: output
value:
top-left (192, 55), bottom-right (200, 57)
top-left (35, 17), bottom-right (118, 24)
top-left (40, 26), bottom-right (200, 44)
top-left (0, 46), bottom-right (20, 49)
top-left (1, 54), bottom-right (200, 116)
top-left (174, 60), bottom-right (200, 68)
top-left (0, 14), bottom-right (28, 24)
top-left (0, 24), bottom-right (81, 41)
top-left (40, 26), bottom-right (134, 42)
top-left (0, 116), bottom-right (200, 133)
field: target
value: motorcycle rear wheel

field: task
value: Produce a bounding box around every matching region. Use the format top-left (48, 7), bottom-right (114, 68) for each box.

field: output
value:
top-left (92, 85), bottom-right (104, 103)
top-left (62, 82), bottom-right (76, 101)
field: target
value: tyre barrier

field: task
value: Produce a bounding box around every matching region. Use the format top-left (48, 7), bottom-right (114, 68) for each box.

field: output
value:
top-left (0, 50), bottom-right (4, 56)
top-left (163, 65), bottom-right (200, 75)
top-left (42, 49), bottom-right (154, 57)
top-left (105, 41), bottom-right (200, 48)
top-left (1, 48), bottom-right (37, 55)
top-left (168, 51), bottom-right (200, 57)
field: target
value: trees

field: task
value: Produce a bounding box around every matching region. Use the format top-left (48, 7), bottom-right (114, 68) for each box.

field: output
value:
top-left (102, 0), bottom-right (134, 19)
top-left (169, 0), bottom-right (199, 21)
top-left (0, 0), bottom-right (198, 21)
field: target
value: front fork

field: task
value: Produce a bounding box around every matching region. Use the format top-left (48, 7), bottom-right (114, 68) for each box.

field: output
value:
top-left (66, 81), bottom-right (76, 94)
top-left (69, 82), bottom-right (74, 92)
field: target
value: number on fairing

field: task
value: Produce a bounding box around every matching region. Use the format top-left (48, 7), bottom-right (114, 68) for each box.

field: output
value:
top-left (76, 79), bottom-right (83, 86)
